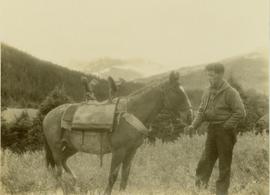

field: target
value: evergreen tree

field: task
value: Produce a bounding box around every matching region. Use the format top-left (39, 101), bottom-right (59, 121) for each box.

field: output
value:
top-left (1, 111), bottom-right (32, 153)
top-left (1, 86), bottom-right (73, 152)
top-left (148, 109), bottom-right (185, 143)
top-left (227, 75), bottom-right (268, 133)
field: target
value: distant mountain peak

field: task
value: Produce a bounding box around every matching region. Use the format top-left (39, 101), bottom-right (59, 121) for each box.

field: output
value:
top-left (69, 57), bottom-right (168, 81)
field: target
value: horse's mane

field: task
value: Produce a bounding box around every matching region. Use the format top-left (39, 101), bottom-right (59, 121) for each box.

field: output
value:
top-left (128, 79), bottom-right (167, 97)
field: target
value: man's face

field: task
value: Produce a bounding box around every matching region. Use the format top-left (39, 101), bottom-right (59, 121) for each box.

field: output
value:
top-left (206, 71), bottom-right (223, 87)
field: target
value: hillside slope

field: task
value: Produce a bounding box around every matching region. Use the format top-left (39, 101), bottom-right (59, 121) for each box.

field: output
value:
top-left (137, 51), bottom-right (269, 94)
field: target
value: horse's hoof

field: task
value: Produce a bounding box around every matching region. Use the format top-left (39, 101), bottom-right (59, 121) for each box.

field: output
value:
top-left (71, 175), bottom-right (77, 183)
top-left (74, 186), bottom-right (80, 193)
top-left (56, 187), bottom-right (64, 195)
top-left (103, 190), bottom-right (111, 195)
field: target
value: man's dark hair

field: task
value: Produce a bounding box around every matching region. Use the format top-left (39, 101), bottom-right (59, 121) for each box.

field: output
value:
top-left (205, 63), bottom-right (225, 74)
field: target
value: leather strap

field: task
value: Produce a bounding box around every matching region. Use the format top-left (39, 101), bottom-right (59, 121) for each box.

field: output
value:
top-left (122, 113), bottom-right (149, 135)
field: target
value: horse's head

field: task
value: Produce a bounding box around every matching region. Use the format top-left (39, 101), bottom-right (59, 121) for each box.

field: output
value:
top-left (161, 71), bottom-right (194, 125)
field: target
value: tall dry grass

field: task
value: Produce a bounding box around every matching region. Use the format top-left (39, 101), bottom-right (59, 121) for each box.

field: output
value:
top-left (1, 133), bottom-right (268, 195)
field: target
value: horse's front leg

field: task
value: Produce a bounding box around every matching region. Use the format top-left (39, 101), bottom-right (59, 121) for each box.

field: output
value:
top-left (104, 148), bottom-right (126, 195)
top-left (120, 148), bottom-right (137, 191)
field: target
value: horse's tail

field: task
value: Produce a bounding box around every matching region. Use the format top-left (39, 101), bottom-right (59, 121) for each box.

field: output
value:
top-left (44, 136), bottom-right (56, 168)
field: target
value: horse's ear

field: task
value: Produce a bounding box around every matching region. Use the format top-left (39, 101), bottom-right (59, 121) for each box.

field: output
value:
top-left (169, 71), bottom-right (180, 85)
top-left (108, 76), bottom-right (117, 92)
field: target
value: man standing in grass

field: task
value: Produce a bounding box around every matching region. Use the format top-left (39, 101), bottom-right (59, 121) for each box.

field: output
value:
top-left (186, 63), bottom-right (246, 195)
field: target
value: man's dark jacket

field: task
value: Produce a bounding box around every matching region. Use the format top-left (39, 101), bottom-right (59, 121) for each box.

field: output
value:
top-left (192, 80), bottom-right (246, 130)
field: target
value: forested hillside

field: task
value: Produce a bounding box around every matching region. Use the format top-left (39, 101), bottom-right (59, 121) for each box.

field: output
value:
top-left (1, 44), bottom-right (88, 107)
top-left (1, 44), bottom-right (143, 107)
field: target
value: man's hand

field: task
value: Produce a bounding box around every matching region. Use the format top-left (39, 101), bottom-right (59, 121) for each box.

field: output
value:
top-left (184, 125), bottom-right (195, 137)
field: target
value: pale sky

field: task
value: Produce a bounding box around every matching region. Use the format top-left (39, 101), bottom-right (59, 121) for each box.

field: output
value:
top-left (1, 0), bottom-right (269, 70)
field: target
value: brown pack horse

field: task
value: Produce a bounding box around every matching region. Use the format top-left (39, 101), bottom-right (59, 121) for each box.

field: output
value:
top-left (43, 72), bottom-right (193, 195)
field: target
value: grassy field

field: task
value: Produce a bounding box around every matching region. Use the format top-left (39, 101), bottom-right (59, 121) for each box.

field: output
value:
top-left (1, 133), bottom-right (268, 195)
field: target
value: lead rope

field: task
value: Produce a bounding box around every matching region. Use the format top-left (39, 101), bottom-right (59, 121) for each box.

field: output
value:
top-left (99, 132), bottom-right (103, 167)
top-left (116, 97), bottom-right (129, 125)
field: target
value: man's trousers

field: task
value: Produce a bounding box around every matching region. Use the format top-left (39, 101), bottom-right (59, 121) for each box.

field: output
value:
top-left (195, 123), bottom-right (237, 195)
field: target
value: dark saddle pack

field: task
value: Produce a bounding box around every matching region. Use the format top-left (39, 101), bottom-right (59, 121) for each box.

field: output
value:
top-left (61, 98), bottom-right (128, 132)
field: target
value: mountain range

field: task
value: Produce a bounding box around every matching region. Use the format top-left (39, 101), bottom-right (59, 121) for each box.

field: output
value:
top-left (67, 58), bottom-right (168, 81)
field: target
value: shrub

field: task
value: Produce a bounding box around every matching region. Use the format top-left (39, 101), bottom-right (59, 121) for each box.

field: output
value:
top-left (228, 76), bottom-right (269, 133)
top-left (39, 86), bottom-right (73, 116)
top-left (148, 109), bottom-right (186, 143)
top-left (1, 86), bottom-right (73, 152)
top-left (1, 111), bottom-right (32, 153)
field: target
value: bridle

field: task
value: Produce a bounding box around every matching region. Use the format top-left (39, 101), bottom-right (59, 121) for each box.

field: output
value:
top-left (159, 84), bottom-right (193, 124)
top-left (160, 84), bottom-right (186, 111)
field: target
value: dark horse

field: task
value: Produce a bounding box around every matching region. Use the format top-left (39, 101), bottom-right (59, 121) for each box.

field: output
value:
top-left (43, 72), bottom-right (193, 195)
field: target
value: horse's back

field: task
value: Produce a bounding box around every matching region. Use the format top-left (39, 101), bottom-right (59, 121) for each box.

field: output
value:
top-left (43, 104), bottom-right (70, 127)
top-left (43, 104), bottom-right (71, 143)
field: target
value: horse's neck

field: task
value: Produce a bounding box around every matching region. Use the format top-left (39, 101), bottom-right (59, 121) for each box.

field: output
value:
top-left (127, 87), bottom-right (163, 125)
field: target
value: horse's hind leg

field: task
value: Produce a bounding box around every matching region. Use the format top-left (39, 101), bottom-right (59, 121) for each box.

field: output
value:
top-left (49, 142), bottom-right (68, 193)
top-left (62, 148), bottom-right (77, 182)
top-left (104, 148), bottom-right (126, 195)
top-left (55, 161), bottom-right (63, 180)
top-left (52, 155), bottom-right (66, 193)
top-left (120, 148), bottom-right (137, 191)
